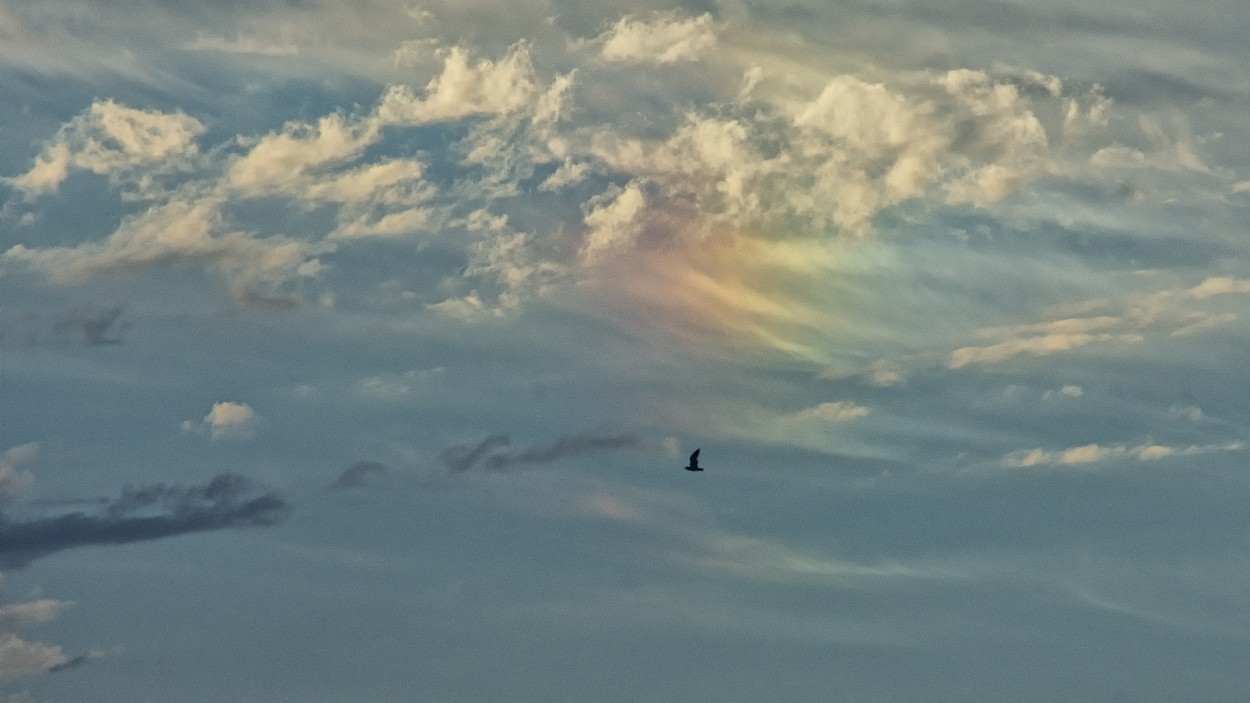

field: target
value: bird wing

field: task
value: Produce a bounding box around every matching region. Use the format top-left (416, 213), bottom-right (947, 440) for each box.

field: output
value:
top-left (689, 449), bottom-right (700, 463)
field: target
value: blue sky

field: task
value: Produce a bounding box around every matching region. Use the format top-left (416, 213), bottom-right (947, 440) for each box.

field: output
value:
top-left (2, 0), bottom-right (1250, 700)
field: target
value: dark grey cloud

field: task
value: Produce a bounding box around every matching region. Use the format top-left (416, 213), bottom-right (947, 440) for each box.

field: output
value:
top-left (0, 473), bottom-right (286, 569)
top-left (53, 303), bottom-right (128, 346)
top-left (440, 434), bottom-right (512, 474)
top-left (48, 650), bottom-right (103, 673)
top-left (0, 302), bottom-right (128, 348)
top-left (440, 432), bottom-right (649, 473)
top-left (330, 460), bottom-right (388, 489)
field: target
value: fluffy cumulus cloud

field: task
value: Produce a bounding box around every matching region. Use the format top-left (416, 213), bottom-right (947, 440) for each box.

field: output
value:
top-left (377, 43), bottom-right (538, 124)
top-left (227, 113), bottom-right (382, 195)
top-left (0, 23), bottom-right (1121, 337)
top-left (6, 199), bottom-right (317, 298)
top-left (0, 635), bottom-right (68, 682)
top-left (7, 100), bottom-right (204, 196)
top-left (182, 402), bottom-right (260, 440)
top-left (596, 11), bottom-right (717, 64)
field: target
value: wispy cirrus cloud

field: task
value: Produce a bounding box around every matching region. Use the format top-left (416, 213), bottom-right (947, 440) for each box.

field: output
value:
top-left (947, 276), bottom-right (1250, 369)
top-left (595, 11), bottom-right (717, 64)
top-left (1002, 440), bottom-right (1243, 469)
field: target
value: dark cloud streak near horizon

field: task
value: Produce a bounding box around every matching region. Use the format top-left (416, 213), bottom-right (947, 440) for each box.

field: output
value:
top-left (440, 432), bottom-right (650, 473)
top-left (330, 460), bottom-right (388, 489)
top-left (0, 303), bottom-right (128, 348)
top-left (0, 472), bottom-right (286, 569)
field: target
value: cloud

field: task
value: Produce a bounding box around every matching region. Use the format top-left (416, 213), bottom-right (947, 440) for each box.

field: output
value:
top-left (439, 434), bottom-right (512, 473)
top-left (181, 401), bottom-right (259, 441)
top-left (0, 444), bottom-right (38, 502)
top-left (949, 332), bottom-right (1143, 369)
top-left (46, 649), bottom-right (102, 672)
top-left (868, 361), bottom-right (905, 387)
top-left (786, 401), bottom-right (871, 424)
top-left (440, 432), bottom-right (650, 473)
top-left (226, 112), bottom-right (382, 196)
top-left (580, 182), bottom-right (647, 263)
top-left (50, 303), bottom-right (127, 347)
top-left (0, 472), bottom-right (286, 569)
top-left (377, 43), bottom-right (537, 125)
top-left (1042, 384), bottom-right (1084, 401)
top-left (949, 275), bottom-right (1250, 370)
top-left (1186, 276), bottom-right (1250, 299)
top-left (1089, 116), bottom-right (1210, 174)
top-left (0, 592), bottom-right (77, 683)
top-left (330, 461), bottom-right (388, 489)
top-left (0, 636), bottom-right (66, 681)
top-left (3, 198), bottom-right (323, 304)
top-left (596, 12), bottom-right (717, 64)
top-left (185, 32), bottom-right (298, 56)
top-left (1168, 403), bottom-right (1202, 423)
top-left (7, 100), bottom-right (204, 196)
top-left (1002, 440), bottom-right (1242, 468)
top-left (0, 601), bottom-right (68, 633)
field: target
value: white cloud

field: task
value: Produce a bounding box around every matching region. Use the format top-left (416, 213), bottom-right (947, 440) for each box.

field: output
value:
top-left (597, 12), bottom-right (717, 64)
top-left (0, 601), bottom-right (69, 633)
top-left (378, 43), bottom-right (537, 125)
top-left (185, 33), bottom-right (298, 56)
top-left (868, 361), bottom-right (905, 387)
top-left (182, 401), bottom-right (259, 441)
top-left (3, 199), bottom-right (322, 302)
top-left (1002, 440), bottom-right (1241, 468)
top-left (8, 100), bottom-right (204, 196)
top-left (303, 159), bottom-right (427, 204)
top-left (1090, 116), bottom-right (1209, 174)
top-left (1061, 384), bottom-right (1084, 397)
top-left (787, 401), bottom-right (870, 424)
top-left (1168, 403), bottom-right (1202, 423)
top-left (333, 207), bottom-right (431, 240)
top-left (580, 182), bottom-right (647, 263)
top-left (0, 636), bottom-right (66, 682)
top-left (0, 443), bottom-right (38, 501)
top-left (539, 159), bottom-right (590, 191)
top-left (353, 368), bottom-right (445, 400)
top-left (1187, 276), bottom-right (1250, 299)
top-left (949, 332), bottom-right (1141, 369)
top-left (227, 112), bottom-right (381, 195)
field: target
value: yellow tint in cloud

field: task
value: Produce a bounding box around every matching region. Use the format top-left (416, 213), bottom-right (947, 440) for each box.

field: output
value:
top-left (573, 226), bottom-right (863, 365)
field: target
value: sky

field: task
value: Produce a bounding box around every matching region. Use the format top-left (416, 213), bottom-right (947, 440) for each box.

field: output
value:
top-left (2, 0), bottom-right (1250, 700)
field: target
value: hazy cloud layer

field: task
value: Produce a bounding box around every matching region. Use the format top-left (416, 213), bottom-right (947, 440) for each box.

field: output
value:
top-left (3, 1), bottom-right (1250, 700)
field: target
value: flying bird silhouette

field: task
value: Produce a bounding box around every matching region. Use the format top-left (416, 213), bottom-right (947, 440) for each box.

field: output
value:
top-left (684, 449), bottom-right (703, 472)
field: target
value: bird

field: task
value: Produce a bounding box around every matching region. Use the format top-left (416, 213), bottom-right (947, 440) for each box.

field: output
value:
top-left (684, 449), bottom-right (703, 472)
